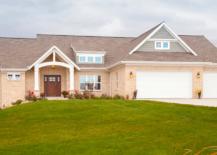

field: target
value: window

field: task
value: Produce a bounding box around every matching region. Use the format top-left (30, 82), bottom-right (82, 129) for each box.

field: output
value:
top-left (7, 73), bottom-right (21, 81)
top-left (8, 74), bottom-right (13, 80)
top-left (88, 57), bottom-right (94, 62)
top-left (49, 77), bottom-right (55, 82)
top-left (79, 56), bottom-right (103, 63)
top-left (80, 75), bottom-right (101, 91)
top-left (80, 56), bottom-right (86, 62)
top-left (155, 41), bottom-right (170, 49)
top-left (95, 57), bottom-right (102, 63)
top-left (156, 42), bottom-right (161, 48)
top-left (163, 42), bottom-right (168, 48)
top-left (15, 75), bottom-right (20, 80)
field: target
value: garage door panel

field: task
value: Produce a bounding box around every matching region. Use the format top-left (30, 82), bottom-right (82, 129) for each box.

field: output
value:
top-left (203, 71), bottom-right (217, 98)
top-left (136, 70), bottom-right (192, 99)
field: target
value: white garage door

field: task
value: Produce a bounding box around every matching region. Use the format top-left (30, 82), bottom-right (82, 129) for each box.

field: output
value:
top-left (136, 70), bottom-right (192, 99)
top-left (203, 71), bottom-right (217, 98)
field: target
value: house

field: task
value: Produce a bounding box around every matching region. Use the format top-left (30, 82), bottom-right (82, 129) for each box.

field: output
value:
top-left (1, 21), bottom-right (217, 108)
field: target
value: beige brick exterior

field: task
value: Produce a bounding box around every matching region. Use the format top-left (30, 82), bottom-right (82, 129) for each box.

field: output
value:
top-left (1, 64), bottom-right (217, 107)
top-left (110, 66), bottom-right (126, 97)
top-left (0, 72), bottom-right (2, 108)
top-left (74, 70), bottom-right (110, 97)
top-left (2, 72), bottom-right (25, 107)
top-left (25, 68), bottom-right (34, 95)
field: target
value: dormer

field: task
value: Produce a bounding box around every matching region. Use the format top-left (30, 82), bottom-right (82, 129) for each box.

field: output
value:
top-left (72, 47), bottom-right (106, 64)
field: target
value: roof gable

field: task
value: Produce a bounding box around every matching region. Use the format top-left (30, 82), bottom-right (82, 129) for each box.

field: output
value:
top-left (151, 27), bottom-right (175, 39)
top-left (28, 45), bottom-right (80, 70)
top-left (129, 22), bottom-right (197, 56)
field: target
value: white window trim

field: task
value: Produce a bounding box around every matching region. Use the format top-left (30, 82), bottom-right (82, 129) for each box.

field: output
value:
top-left (7, 72), bottom-right (21, 81)
top-left (78, 55), bottom-right (102, 63)
top-left (80, 75), bottom-right (102, 91)
top-left (155, 41), bottom-right (170, 50)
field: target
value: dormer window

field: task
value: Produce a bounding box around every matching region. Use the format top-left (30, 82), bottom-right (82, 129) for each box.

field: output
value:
top-left (78, 55), bottom-right (102, 63)
top-left (88, 57), bottom-right (94, 62)
top-left (80, 56), bottom-right (86, 62)
top-left (95, 57), bottom-right (102, 62)
top-left (73, 49), bottom-right (106, 64)
top-left (155, 41), bottom-right (170, 49)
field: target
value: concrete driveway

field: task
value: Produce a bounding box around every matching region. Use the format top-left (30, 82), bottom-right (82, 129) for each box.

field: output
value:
top-left (140, 99), bottom-right (217, 107)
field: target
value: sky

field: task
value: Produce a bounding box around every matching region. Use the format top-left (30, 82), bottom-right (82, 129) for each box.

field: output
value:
top-left (0, 0), bottom-right (216, 46)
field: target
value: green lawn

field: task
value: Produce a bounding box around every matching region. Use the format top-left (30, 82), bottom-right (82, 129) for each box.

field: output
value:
top-left (0, 100), bottom-right (217, 155)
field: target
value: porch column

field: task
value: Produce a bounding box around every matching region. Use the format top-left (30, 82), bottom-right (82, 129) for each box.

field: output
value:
top-left (34, 66), bottom-right (39, 91)
top-left (70, 66), bottom-right (74, 90)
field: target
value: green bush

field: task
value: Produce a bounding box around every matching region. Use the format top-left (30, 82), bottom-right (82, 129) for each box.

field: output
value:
top-left (106, 96), bottom-right (112, 100)
top-left (100, 94), bottom-right (107, 99)
top-left (12, 100), bottom-right (23, 105)
top-left (93, 96), bottom-right (100, 100)
top-left (121, 96), bottom-right (125, 100)
top-left (75, 94), bottom-right (83, 99)
top-left (42, 98), bottom-right (48, 101)
top-left (68, 94), bottom-right (74, 100)
top-left (113, 94), bottom-right (121, 99)
top-left (38, 97), bottom-right (43, 101)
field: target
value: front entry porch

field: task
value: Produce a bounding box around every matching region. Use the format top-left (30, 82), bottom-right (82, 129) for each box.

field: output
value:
top-left (30, 46), bottom-right (80, 97)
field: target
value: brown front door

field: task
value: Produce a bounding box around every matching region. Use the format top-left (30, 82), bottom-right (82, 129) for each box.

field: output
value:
top-left (44, 75), bottom-right (61, 96)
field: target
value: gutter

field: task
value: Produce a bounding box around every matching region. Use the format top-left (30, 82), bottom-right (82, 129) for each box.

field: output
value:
top-left (1, 68), bottom-right (28, 72)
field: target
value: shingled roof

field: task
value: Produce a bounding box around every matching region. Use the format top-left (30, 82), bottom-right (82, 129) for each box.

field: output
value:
top-left (0, 22), bottom-right (217, 69)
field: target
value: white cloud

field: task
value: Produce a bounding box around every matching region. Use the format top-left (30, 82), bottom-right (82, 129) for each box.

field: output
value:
top-left (0, 0), bottom-right (216, 46)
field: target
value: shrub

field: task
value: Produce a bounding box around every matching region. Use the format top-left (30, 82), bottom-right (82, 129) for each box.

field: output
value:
top-left (15, 100), bottom-right (23, 105)
top-left (74, 89), bottom-right (83, 99)
top-left (68, 94), bottom-right (74, 100)
top-left (121, 96), bottom-right (125, 100)
top-left (42, 98), bottom-right (48, 101)
top-left (93, 96), bottom-right (100, 100)
top-left (75, 94), bottom-right (83, 99)
top-left (113, 94), bottom-right (121, 99)
top-left (90, 94), bottom-right (95, 99)
top-left (100, 94), bottom-right (107, 99)
top-left (32, 95), bottom-right (38, 101)
top-left (25, 90), bottom-right (40, 101)
top-left (38, 97), bottom-right (43, 101)
top-left (83, 91), bottom-right (90, 99)
top-left (106, 96), bottom-right (112, 100)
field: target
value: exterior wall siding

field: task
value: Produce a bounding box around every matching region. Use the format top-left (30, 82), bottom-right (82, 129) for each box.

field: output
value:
top-left (2, 72), bottom-right (25, 107)
top-left (137, 41), bottom-right (187, 52)
top-left (125, 65), bottom-right (203, 99)
top-left (151, 27), bottom-right (175, 39)
top-left (74, 70), bottom-right (110, 97)
top-left (110, 66), bottom-right (125, 97)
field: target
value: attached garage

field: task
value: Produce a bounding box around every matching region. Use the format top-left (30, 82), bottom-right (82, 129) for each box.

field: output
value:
top-left (203, 71), bottom-right (217, 98)
top-left (136, 70), bottom-right (192, 99)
